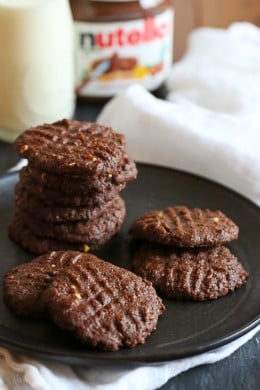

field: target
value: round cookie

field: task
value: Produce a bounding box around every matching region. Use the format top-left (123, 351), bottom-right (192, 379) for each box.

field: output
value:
top-left (17, 173), bottom-right (121, 207)
top-left (3, 251), bottom-right (84, 317)
top-left (42, 252), bottom-right (165, 351)
top-left (15, 185), bottom-right (121, 223)
top-left (129, 205), bottom-right (239, 247)
top-left (8, 214), bottom-right (84, 254)
top-left (24, 156), bottom-right (137, 193)
top-left (10, 197), bottom-right (125, 252)
top-left (14, 119), bottom-right (127, 176)
top-left (17, 197), bottom-right (126, 243)
top-left (132, 243), bottom-right (248, 300)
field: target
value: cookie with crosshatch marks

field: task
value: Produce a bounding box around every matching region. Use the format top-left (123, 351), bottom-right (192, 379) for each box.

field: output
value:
top-left (42, 252), bottom-right (165, 351)
top-left (16, 174), bottom-right (121, 208)
top-left (132, 243), bottom-right (248, 301)
top-left (22, 156), bottom-right (137, 194)
top-left (9, 196), bottom-right (125, 253)
top-left (14, 184), bottom-right (124, 223)
top-left (14, 119), bottom-right (128, 177)
top-left (3, 251), bottom-right (85, 318)
top-left (16, 197), bottom-right (125, 244)
top-left (8, 213), bottom-right (85, 254)
top-left (129, 206), bottom-right (239, 247)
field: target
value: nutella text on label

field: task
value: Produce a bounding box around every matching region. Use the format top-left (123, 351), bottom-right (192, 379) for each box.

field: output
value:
top-left (74, 9), bottom-right (174, 98)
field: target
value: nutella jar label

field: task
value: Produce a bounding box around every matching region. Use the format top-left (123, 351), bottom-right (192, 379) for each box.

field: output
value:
top-left (74, 8), bottom-right (174, 97)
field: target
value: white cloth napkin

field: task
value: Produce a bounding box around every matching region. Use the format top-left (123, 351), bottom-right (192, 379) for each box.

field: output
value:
top-left (98, 27), bottom-right (260, 206)
top-left (1, 22), bottom-right (260, 389)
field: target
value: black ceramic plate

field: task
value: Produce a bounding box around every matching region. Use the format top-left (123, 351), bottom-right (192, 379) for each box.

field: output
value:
top-left (0, 164), bottom-right (259, 366)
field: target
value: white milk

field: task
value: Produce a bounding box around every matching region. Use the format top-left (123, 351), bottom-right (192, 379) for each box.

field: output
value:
top-left (0, 0), bottom-right (75, 142)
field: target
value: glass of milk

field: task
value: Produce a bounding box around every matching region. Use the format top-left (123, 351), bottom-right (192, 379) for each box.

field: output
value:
top-left (0, 0), bottom-right (75, 142)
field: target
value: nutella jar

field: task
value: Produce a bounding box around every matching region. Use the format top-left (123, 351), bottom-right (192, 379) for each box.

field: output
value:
top-left (69, 0), bottom-right (174, 98)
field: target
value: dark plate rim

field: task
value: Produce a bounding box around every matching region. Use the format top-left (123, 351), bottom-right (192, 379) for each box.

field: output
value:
top-left (0, 318), bottom-right (259, 366)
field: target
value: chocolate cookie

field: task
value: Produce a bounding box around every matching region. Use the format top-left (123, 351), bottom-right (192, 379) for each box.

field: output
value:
top-left (10, 197), bottom-right (125, 252)
top-left (43, 252), bottom-right (165, 351)
top-left (15, 185), bottom-right (121, 222)
top-left (3, 251), bottom-right (84, 317)
top-left (132, 243), bottom-right (248, 300)
top-left (17, 197), bottom-right (125, 243)
top-left (15, 119), bottom-right (127, 177)
top-left (130, 206), bottom-right (239, 247)
top-left (8, 214), bottom-right (84, 254)
top-left (24, 156), bottom-right (137, 193)
top-left (17, 173), bottom-right (121, 207)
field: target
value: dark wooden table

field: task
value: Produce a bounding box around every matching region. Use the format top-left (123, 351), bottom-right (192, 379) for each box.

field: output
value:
top-left (0, 101), bottom-right (259, 390)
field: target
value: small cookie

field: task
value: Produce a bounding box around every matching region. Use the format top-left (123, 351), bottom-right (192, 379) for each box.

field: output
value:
top-left (43, 252), bottom-right (165, 351)
top-left (17, 173), bottom-right (121, 207)
top-left (15, 185), bottom-right (121, 222)
top-left (15, 119), bottom-right (127, 177)
top-left (130, 206), bottom-right (239, 247)
top-left (24, 156), bottom-right (137, 193)
top-left (17, 197), bottom-right (125, 243)
top-left (8, 214), bottom-right (84, 254)
top-left (132, 243), bottom-right (248, 300)
top-left (10, 198), bottom-right (125, 252)
top-left (3, 251), bottom-right (85, 317)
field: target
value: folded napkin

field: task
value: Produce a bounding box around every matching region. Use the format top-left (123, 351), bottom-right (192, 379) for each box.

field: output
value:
top-left (98, 23), bottom-right (260, 206)
top-left (167, 22), bottom-right (260, 118)
top-left (1, 22), bottom-right (260, 390)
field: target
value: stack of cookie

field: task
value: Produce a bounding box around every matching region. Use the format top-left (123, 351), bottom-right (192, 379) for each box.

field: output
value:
top-left (130, 206), bottom-right (248, 301)
top-left (9, 119), bottom-right (137, 254)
